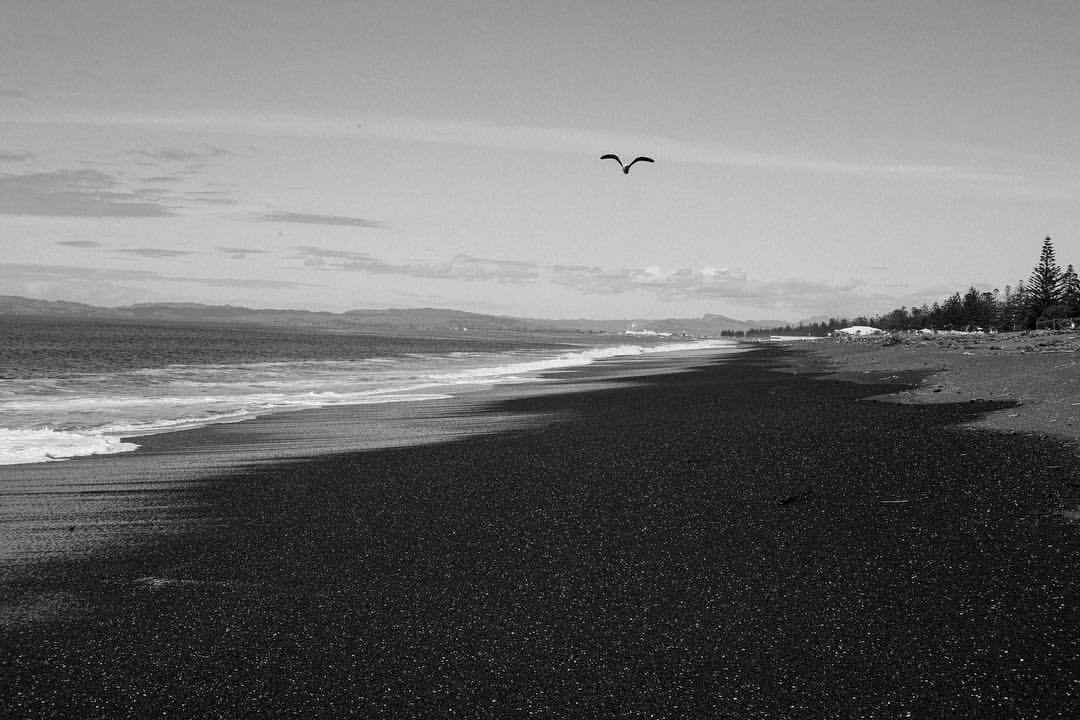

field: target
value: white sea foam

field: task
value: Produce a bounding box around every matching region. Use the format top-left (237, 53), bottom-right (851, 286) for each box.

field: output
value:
top-left (0, 339), bottom-right (737, 465)
top-left (0, 428), bottom-right (140, 465)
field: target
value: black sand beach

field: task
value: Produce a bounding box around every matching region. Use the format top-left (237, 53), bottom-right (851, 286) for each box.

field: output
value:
top-left (2, 345), bottom-right (1079, 718)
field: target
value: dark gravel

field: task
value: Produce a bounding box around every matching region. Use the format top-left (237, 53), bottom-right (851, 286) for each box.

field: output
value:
top-left (3, 345), bottom-right (1079, 718)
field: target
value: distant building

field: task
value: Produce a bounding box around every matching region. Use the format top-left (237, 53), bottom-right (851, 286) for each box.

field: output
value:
top-left (833, 325), bottom-right (884, 337)
top-left (624, 329), bottom-right (673, 337)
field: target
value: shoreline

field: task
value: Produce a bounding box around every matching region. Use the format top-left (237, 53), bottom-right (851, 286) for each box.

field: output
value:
top-left (0, 347), bottom-right (744, 567)
top-left (3, 345), bottom-right (1079, 717)
top-left (0, 335), bottom-right (740, 468)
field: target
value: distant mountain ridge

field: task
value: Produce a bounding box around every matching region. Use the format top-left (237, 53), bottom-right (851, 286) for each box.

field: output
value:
top-left (0, 295), bottom-right (787, 336)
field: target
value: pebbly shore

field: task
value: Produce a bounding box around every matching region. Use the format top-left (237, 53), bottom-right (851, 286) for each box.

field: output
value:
top-left (779, 330), bottom-right (1080, 444)
top-left (2, 345), bottom-right (1078, 718)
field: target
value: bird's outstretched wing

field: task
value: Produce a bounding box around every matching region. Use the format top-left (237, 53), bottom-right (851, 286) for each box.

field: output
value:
top-left (601, 153), bottom-right (622, 164)
top-left (627, 156), bottom-right (654, 170)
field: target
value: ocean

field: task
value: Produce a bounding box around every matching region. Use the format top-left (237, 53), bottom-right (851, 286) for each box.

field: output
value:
top-left (0, 315), bottom-right (738, 466)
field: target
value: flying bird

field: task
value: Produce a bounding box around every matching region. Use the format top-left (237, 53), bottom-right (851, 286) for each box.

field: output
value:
top-left (601, 154), bottom-right (654, 174)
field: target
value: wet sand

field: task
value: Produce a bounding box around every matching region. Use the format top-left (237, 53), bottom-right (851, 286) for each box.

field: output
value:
top-left (2, 345), bottom-right (1079, 718)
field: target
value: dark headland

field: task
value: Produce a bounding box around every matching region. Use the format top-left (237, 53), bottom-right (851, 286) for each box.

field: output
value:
top-left (2, 344), bottom-right (1078, 718)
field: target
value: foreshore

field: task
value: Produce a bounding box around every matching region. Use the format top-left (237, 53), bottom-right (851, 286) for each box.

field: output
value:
top-left (2, 344), bottom-right (1078, 718)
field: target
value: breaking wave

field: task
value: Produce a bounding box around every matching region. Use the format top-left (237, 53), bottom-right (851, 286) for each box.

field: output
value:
top-left (0, 339), bottom-right (737, 465)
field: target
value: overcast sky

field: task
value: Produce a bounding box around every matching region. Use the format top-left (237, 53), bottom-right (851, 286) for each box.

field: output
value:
top-left (2, 1), bottom-right (1079, 321)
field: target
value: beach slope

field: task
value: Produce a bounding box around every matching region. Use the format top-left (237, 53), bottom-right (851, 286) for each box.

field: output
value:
top-left (2, 345), bottom-right (1078, 718)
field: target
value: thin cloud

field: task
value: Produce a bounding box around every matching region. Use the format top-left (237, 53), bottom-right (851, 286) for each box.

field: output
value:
top-left (416, 254), bottom-right (539, 283)
top-left (115, 247), bottom-right (195, 258)
top-left (261, 211), bottom-right (383, 228)
top-left (186, 191), bottom-right (237, 205)
top-left (134, 146), bottom-right (231, 161)
top-left (56, 240), bottom-right (102, 248)
top-left (294, 244), bottom-right (880, 312)
top-left (0, 263), bottom-right (312, 290)
top-left (0, 169), bottom-right (175, 217)
top-left (549, 264), bottom-right (746, 297)
top-left (25, 108), bottom-right (1069, 189)
top-left (295, 246), bottom-right (539, 283)
top-left (547, 262), bottom-right (871, 313)
top-left (295, 247), bottom-right (377, 263)
top-left (0, 263), bottom-right (163, 284)
top-left (193, 277), bottom-right (308, 289)
top-left (217, 246), bottom-right (268, 259)
top-left (353, 115), bottom-right (1048, 186)
top-left (0, 150), bottom-right (34, 162)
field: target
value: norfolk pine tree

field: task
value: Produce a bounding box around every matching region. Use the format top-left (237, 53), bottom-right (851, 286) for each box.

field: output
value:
top-left (1061, 264), bottom-right (1080, 316)
top-left (1027, 236), bottom-right (1064, 323)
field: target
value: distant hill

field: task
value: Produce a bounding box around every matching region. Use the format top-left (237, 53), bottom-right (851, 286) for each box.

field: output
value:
top-left (0, 296), bottom-right (110, 318)
top-left (0, 295), bottom-right (787, 337)
top-left (0, 296), bottom-right (557, 334)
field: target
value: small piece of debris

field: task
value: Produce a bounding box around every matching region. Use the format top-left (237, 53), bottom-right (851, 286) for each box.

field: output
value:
top-left (779, 489), bottom-right (814, 505)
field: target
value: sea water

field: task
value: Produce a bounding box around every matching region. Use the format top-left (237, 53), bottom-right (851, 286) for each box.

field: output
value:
top-left (0, 316), bottom-right (736, 465)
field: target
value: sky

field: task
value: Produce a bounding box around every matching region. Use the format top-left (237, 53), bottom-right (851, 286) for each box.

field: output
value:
top-left (2, 1), bottom-right (1080, 322)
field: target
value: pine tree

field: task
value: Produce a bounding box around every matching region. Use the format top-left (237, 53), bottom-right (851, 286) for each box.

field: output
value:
top-left (1027, 237), bottom-right (1063, 321)
top-left (1062, 264), bottom-right (1080, 316)
top-left (1003, 281), bottom-right (1027, 331)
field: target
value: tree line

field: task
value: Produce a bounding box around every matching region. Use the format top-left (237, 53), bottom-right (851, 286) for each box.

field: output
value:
top-left (739, 237), bottom-right (1079, 337)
